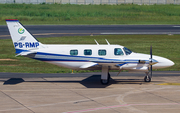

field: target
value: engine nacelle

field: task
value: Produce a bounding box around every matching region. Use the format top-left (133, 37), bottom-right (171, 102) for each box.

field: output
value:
top-left (122, 64), bottom-right (149, 72)
top-left (131, 66), bottom-right (149, 72)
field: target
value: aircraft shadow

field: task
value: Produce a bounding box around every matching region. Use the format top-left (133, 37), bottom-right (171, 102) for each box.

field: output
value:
top-left (3, 78), bottom-right (25, 85)
top-left (2, 75), bottom-right (162, 88)
top-left (80, 75), bottom-right (114, 88)
top-left (2, 75), bottom-right (112, 88)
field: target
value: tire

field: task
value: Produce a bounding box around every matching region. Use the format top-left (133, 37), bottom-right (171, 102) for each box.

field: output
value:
top-left (144, 76), bottom-right (151, 82)
top-left (101, 79), bottom-right (109, 85)
top-left (108, 72), bottom-right (110, 79)
top-left (101, 73), bottom-right (110, 85)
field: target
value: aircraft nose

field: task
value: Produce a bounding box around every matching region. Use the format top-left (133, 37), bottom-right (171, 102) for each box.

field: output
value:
top-left (153, 56), bottom-right (174, 69)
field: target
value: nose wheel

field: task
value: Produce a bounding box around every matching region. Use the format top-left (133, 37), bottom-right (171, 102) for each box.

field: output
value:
top-left (144, 45), bottom-right (153, 82)
top-left (144, 75), bottom-right (151, 82)
top-left (144, 72), bottom-right (151, 82)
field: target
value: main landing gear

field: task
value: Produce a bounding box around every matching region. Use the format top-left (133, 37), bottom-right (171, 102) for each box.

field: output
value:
top-left (144, 72), bottom-right (151, 82)
top-left (101, 66), bottom-right (110, 85)
top-left (101, 73), bottom-right (110, 85)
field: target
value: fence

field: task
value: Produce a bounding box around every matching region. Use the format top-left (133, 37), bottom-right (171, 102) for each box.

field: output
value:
top-left (1, 0), bottom-right (180, 4)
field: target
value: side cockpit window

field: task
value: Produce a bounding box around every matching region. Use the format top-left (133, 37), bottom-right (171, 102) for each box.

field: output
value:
top-left (114, 48), bottom-right (124, 56)
top-left (123, 47), bottom-right (132, 55)
top-left (70, 50), bottom-right (78, 56)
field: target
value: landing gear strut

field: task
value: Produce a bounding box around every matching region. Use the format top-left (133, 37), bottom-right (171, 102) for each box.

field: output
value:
top-left (101, 73), bottom-right (110, 85)
top-left (101, 66), bottom-right (110, 85)
top-left (144, 45), bottom-right (153, 82)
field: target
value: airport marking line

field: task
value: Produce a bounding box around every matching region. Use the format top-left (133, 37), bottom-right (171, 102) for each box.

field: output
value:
top-left (64, 103), bottom-right (180, 113)
top-left (158, 83), bottom-right (180, 85)
top-left (0, 33), bottom-right (100, 37)
top-left (173, 26), bottom-right (180, 27)
top-left (34, 33), bottom-right (100, 35)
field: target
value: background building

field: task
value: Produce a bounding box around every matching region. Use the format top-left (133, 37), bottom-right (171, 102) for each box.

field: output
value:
top-left (0, 0), bottom-right (180, 4)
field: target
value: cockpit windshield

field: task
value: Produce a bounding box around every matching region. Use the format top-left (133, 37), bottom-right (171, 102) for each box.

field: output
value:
top-left (123, 47), bottom-right (132, 55)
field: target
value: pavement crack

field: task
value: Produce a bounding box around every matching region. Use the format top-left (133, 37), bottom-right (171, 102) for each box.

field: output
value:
top-left (70, 89), bottom-right (121, 113)
top-left (42, 77), bottom-right (120, 113)
top-left (73, 99), bottom-right (94, 104)
top-left (143, 90), bottom-right (179, 103)
top-left (0, 90), bottom-right (35, 113)
top-left (139, 87), bottom-right (179, 104)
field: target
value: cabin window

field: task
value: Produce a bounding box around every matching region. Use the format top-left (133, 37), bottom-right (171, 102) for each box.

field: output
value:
top-left (98, 50), bottom-right (106, 56)
top-left (114, 48), bottom-right (124, 55)
top-left (84, 49), bottom-right (92, 55)
top-left (70, 50), bottom-right (78, 56)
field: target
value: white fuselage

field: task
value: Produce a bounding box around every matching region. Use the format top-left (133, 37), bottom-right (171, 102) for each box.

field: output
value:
top-left (28, 44), bottom-right (174, 72)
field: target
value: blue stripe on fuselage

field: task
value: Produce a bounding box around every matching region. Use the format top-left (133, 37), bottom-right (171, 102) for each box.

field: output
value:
top-left (15, 50), bottom-right (149, 64)
top-left (15, 49), bottom-right (30, 54)
top-left (32, 52), bottom-right (149, 64)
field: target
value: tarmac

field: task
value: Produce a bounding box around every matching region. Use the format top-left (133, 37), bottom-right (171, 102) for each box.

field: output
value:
top-left (0, 71), bottom-right (180, 113)
top-left (1, 25), bottom-right (180, 39)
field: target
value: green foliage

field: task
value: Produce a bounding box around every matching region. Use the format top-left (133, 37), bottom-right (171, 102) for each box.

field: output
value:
top-left (0, 4), bottom-right (180, 24)
top-left (0, 35), bottom-right (179, 73)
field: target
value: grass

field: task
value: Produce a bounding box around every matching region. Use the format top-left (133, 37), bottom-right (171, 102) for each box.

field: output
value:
top-left (0, 35), bottom-right (179, 73)
top-left (0, 4), bottom-right (180, 25)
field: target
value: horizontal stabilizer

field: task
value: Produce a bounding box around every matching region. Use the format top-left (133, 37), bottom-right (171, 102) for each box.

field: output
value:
top-left (80, 62), bottom-right (98, 69)
top-left (16, 51), bottom-right (36, 56)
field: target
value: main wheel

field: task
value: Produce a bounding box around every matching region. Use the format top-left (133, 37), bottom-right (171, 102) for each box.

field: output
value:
top-left (101, 73), bottom-right (110, 85)
top-left (144, 76), bottom-right (151, 82)
top-left (108, 72), bottom-right (110, 79)
top-left (101, 79), bottom-right (109, 85)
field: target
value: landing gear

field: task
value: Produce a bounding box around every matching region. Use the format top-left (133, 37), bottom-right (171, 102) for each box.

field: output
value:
top-left (144, 45), bottom-right (153, 82)
top-left (144, 72), bottom-right (151, 82)
top-left (101, 66), bottom-right (110, 85)
top-left (144, 75), bottom-right (151, 82)
top-left (101, 73), bottom-right (110, 85)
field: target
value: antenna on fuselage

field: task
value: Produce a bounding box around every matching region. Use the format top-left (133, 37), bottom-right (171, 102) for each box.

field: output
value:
top-left (105, 39), bottom-right (110, 45)
top-left (94, 39), bottom-right (99, 45)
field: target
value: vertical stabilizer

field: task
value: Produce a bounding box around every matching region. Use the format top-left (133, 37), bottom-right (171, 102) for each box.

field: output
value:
top-left (6, 19), bottom-right (44, 54)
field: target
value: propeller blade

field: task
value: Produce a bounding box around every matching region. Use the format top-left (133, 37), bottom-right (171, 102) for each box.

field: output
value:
top-left (150, 65), bottom-right (152, 78)
top-left (150, 45), bottom-right (152, 59)
top-left (150, 45), bottom-right (152, 78)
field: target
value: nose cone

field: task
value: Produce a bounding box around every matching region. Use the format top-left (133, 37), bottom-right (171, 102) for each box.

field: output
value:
top-left (153, 56), bottom-right (174, 69)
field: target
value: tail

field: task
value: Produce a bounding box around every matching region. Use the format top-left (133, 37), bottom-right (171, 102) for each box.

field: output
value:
top-left (6, 19), bottom-right (44, 55)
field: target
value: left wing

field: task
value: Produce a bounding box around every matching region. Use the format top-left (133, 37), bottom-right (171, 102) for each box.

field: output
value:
top-left (80, 62), bottom-right (98, 69)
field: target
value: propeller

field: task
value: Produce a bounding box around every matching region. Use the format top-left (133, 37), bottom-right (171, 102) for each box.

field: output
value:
top-left (150, 45), bottom-right (152, 78)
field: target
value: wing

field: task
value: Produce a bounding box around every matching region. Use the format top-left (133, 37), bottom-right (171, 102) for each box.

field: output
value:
top-left (79, 59), bottom-right (129, 69)
top-left (80, 62), bottom-right (98, 69)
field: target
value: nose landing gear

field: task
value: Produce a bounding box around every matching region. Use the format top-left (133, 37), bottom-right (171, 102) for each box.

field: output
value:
top-left (144, 75), bottom-right (151, 82)
top-left (144, 45), bottom-right (153, 82)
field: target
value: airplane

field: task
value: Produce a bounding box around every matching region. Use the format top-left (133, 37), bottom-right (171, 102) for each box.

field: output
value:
top-left (6, 19), bottom-right (175, 85)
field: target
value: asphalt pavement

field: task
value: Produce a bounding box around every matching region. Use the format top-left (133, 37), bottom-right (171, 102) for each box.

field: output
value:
top-left (1, 25), bottom-right (180, 39)
top-left (0, 71), bottom-right (180, 113)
